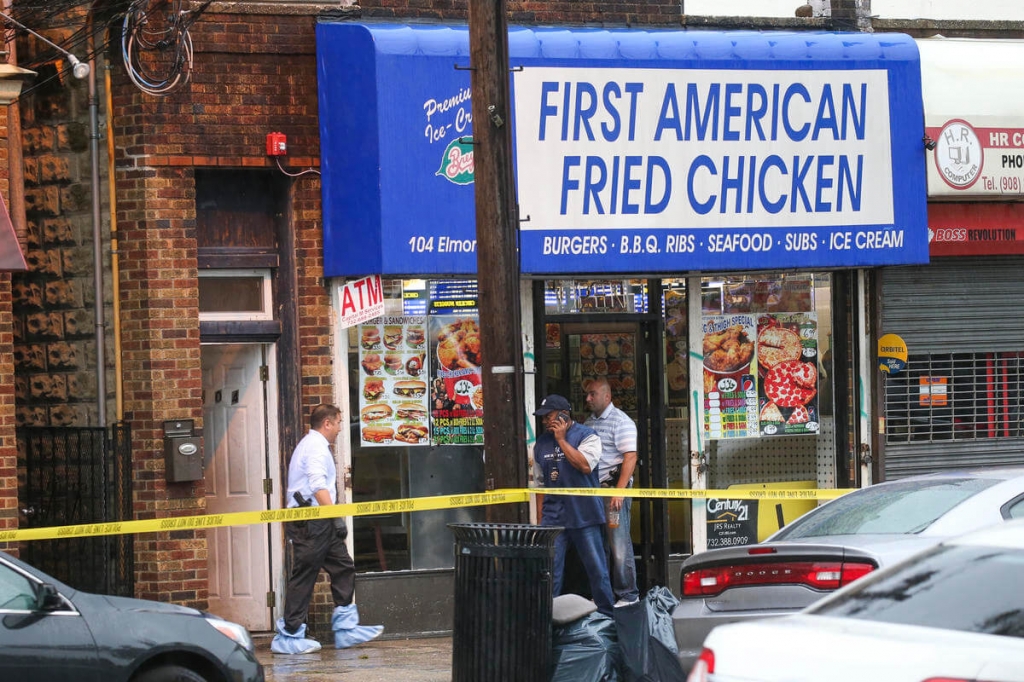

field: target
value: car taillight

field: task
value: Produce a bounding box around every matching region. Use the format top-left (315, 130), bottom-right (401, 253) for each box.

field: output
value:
top-left (682, 560), bottom-right (875, 596)
top-left (686, 648), bottom-right (714, 682)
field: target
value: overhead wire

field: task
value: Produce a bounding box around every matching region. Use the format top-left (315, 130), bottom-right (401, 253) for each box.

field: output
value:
top-left (4, 0), bottom-right (216, 98)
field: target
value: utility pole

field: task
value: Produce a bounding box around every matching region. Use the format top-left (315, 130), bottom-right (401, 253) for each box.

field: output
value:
top-left (468, 0), bottom-right (528, 523)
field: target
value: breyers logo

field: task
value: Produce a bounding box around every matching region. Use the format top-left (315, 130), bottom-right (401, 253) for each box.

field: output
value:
top-left (934, 119), bottom-right (983, 189)
top-left (436, 139), bottom-right (475, 185)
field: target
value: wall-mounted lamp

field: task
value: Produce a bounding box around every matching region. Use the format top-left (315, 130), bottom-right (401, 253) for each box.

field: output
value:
top-left (0, 10), bottom-right (90, 80)
top-left (0, 60), bottom-right (36, 104)
top-left (923, 136), bottom-right (937, 151)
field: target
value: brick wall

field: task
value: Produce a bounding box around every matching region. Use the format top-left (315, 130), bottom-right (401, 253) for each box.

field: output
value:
top-left (111, 8), bottom-right (324, 608)
top-left (13, 68), bottom-right (108, 428)
top-left (357, 0), bottom-right (682, 24)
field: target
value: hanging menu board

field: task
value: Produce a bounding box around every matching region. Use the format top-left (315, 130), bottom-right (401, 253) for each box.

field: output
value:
top-left (429, 279), bottom-right (479, 314)
top-left (428, 315), bottom-right (484, 445)
top-left (357, 316), bottom-right (430, 446)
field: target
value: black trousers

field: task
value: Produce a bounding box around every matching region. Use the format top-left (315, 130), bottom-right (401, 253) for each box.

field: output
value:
top-left (283, 518), bottom-right (355, 633)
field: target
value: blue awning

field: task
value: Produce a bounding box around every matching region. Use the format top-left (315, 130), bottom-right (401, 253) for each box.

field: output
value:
top-left (317, 24), bottom-right (927, 277)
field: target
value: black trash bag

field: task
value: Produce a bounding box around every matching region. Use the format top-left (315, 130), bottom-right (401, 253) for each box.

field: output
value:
top-left (613, 599), bottom-right (649, 681)
top-left (550, 611), bottom-right (622, 682)
top-left (614, 590), bottom-right (686, 682)
top-left (645, 586), bottom-right (681, 656)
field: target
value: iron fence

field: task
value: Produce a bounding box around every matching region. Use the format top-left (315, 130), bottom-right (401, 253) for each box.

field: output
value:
top-left (16, 422), bottom-right (134, 597)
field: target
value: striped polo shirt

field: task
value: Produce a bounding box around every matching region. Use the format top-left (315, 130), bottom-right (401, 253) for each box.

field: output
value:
top-left (585, 402), bottom-right (638, 485)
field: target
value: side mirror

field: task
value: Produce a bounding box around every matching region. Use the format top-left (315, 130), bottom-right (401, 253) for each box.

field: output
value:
top-left (34, 583), bottom-right (63, 611)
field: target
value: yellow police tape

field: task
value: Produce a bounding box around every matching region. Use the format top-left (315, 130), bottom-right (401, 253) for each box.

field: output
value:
top-left (2, 487), bottom-right (855, 542)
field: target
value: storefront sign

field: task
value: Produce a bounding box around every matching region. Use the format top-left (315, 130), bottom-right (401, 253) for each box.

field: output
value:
top-left (878, 333), bottom-right (909, 375)
top-left (318, 25), bottom-right (928, 277)
top-left (920, 39), bottom-right (1024, 200)
top-left (338, 275), bottom-right (385, 329)
top-left (921, 38), bottom-right (1024, 199)
top-left (928, 203), bottom-right (1024, 256)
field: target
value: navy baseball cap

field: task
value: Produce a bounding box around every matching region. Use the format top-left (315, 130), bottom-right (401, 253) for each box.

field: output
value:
top-left (534, 394), bottom-right (572, 416)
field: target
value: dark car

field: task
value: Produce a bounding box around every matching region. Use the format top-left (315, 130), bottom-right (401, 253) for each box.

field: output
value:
top-left (673, 467), bottom-right (1024, 672)
top-left (0, 550), bottom-right (263, 682)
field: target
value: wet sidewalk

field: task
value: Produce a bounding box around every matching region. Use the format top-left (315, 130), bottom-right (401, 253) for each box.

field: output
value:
top-left (256, 635), bottom-right (453, 682)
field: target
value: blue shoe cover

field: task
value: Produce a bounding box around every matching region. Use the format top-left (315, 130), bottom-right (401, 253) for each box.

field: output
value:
top-left (270, 618), bottom-right (322, 654)
top-left (332, 604), bottom-right (384, 649)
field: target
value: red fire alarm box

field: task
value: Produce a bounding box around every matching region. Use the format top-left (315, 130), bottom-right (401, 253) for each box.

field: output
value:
top-left (266, 132), bottom-right (287, 156)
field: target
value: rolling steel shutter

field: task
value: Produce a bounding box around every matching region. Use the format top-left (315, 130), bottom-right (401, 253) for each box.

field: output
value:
top-left (880, 258), bottom-right (1024, 479)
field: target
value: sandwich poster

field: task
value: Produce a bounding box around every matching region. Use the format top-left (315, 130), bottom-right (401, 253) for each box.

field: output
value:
top-left (428, 314), bottom-right (484, 445)
top-left (357, 316), bottom-right (430, 446)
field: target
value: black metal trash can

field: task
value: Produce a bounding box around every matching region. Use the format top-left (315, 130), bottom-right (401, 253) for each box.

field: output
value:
top-left (450, 523), bottom-right (562, 682)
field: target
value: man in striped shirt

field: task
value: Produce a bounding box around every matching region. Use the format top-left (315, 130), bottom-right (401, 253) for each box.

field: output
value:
top-left (585, 378), bottom-right (639, 605)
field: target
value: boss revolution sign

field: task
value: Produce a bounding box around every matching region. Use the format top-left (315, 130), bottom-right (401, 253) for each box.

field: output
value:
top-left (318, 26), bottom-right (928, 276)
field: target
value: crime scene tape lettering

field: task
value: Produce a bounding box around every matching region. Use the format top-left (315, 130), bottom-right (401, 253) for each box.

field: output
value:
top-left (3, 487), bottom-right (852, 542)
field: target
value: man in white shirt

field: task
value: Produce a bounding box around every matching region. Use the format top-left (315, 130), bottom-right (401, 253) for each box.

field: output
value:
top-left (584, 378), bottom-right (640, 605)
top-left (272, 404), bottom-right (382, 653)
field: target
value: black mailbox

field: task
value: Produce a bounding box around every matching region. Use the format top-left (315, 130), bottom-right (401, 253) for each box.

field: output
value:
top-left (164, 419), bottom-right (203, 482)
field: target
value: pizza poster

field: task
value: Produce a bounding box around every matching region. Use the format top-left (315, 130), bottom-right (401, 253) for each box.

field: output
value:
top-left (428, 315), bottom-right (484, 445)
top-left (757, 313), bottom-right (819, 436)
top-left (701, 314), bottom-right (759, 440)
top-left (357, 316), bottom-right (430, 446)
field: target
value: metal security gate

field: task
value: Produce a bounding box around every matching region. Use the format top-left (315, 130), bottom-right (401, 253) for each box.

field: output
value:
top-left (17, 423), bottom-right (134, 596)
top-left (881, 259), bottom-right (1024, 478)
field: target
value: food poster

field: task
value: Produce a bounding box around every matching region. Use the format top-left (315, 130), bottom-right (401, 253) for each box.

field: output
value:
top-left (702, 315), bottom-right (759, 440)
top-left (428, 315), bottom-right (484, 445)
top-left (545, 323), bottom-right (561, 349)
top-left (357, 316), bottom-right (430, 446)
top-left (578, 333), bottom-right (638, 414)
top-left (665, 290), bottom-right (688, 408)
top-left (757, 313), bottom-right (819, 436)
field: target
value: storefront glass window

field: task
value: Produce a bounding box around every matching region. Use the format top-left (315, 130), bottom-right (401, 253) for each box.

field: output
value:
top-left (348, 278), bottom-right (486, 573)
top-left (700, 273), bottom-right (836, 547)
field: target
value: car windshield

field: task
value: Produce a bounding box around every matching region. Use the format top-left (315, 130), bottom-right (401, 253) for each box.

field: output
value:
top-left (813, 544), bottom-right (1024, 638)
top-left (772, 477), bottom-right (999, 538)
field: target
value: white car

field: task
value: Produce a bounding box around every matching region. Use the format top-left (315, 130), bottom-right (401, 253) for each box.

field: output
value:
top-left (687, 518), bottom-right (1024, 682)
top-left (674, 468), bottom-right (1024, 672)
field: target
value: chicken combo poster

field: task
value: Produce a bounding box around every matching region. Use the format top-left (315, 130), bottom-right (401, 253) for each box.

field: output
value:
top-left (357, 315), bottom-right (483, 447)
top-left (702, 311), bottom-right (819, 441)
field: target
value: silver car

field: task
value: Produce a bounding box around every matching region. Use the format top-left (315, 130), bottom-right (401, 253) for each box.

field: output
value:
top-left (673, 468), bottom-right (1024, 673)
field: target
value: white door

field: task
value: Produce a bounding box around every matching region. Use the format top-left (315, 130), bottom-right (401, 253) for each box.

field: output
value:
top-left (202, 343), bottom-right (280, 630)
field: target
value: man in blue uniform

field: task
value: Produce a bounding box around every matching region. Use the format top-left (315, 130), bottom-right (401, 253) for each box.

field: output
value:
top-left (533, 394), bottom-right (615, 616)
